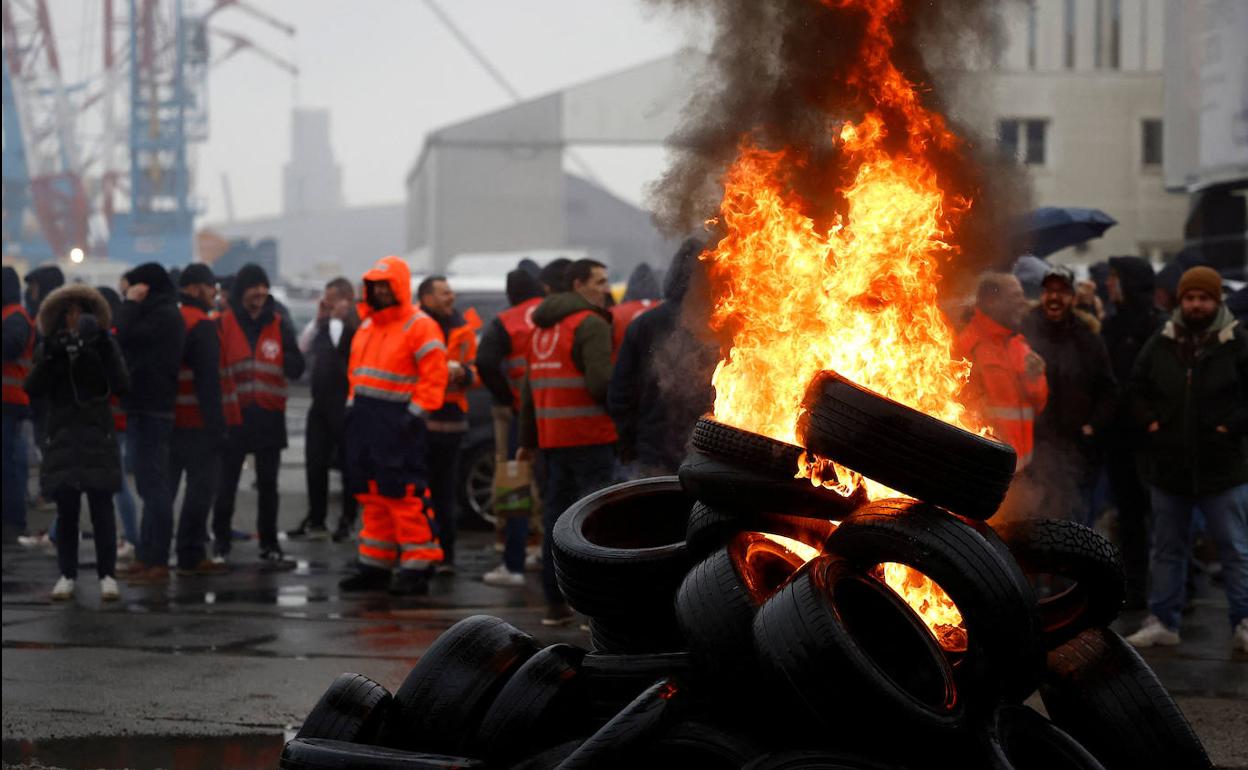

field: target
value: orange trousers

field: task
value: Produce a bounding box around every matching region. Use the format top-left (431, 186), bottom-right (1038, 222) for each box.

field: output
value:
top-left (356, 481), bottom-right (443, 571)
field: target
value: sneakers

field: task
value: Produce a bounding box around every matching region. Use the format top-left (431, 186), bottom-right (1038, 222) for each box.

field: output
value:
top-left (51, 576), bottom-right (75, 600)
top-left (1234, 619), bottom-right (1248, 654)
top-left (524, 553), bottom-right (541, 573)
top-left (211, 554), bottom-right (228, 566)
top-left (1125, 615), bottom-right (1181, 648)
top-left (541, 602), bottom-right (575, 627)
top-left (388, 570), bottom-right (431, 596)
top-left (259, 548), bottom-right (296, 571)
top-left (482, 564), bottom-right (525, 587)
top-left (287, 519), bottom-right (330, 541)
top-left (339, 565), bottom-right (392, 592)
top-left (126, 565), bottom-right (171, 585)
top-left (331, 521), bottom-right (355, 543)
top-left (100, 576), bottom-right (120, 601)
top-left (176, 558), bottom-right (229, 577)
top-left (115, 540), bottom-right (136, 563)
top-left (18, 531), bottom-right (55, 554)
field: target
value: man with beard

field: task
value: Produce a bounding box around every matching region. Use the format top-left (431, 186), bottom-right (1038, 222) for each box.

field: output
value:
top-left (1124, 267), bottom-right (1248, 653)
top-left (1021, 266), bottom-right (1117, 524)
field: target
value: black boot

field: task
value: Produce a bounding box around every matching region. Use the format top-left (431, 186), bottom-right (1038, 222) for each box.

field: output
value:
top-left (388, 569), bottom-right (430, 596)
top-left (331, 520), bottom-right (354, 543)
top-left (339, 565), bottom-right (391, 592)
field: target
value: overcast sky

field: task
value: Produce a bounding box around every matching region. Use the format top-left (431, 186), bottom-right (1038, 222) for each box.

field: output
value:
top-left (52, 0), bottom-right (695, 222)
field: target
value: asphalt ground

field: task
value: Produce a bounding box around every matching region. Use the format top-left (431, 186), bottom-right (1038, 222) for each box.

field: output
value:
top-left (3, 391), bottom-right (1247, 769)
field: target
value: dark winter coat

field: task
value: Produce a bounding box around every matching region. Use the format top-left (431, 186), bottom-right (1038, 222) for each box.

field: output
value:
top-left (24, 285), bottom-right (130, 494)
top-left (23, 265), bottom-right (64, 317)
top-left (307, 314), bottom-right (355, 427)
top-left (607, 239), bottom-right (715, 471)
top-left (116, 263), bottom-right (185, 415)
top-left (1129, 306), bottom-right (1248, 496)
top-left (1021, 307), bottom-right (1118, 451)
top-left (3, 267), bottom-right (33, 417)
top-left (178, 292), bottom-right (227, 440)
top-left (227, 295), bottom-right (305, 451)
top-left (1102, 257), bottom-right (1167, 440)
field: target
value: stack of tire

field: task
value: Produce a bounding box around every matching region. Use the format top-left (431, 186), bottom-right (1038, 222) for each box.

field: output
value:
top-left (278, 371), bottom-right (1211, 769)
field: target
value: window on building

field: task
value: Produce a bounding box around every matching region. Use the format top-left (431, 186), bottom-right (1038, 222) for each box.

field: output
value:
top-left (1026, 0), bottom-right (1038, 70)
top-left (1095, 0), bottom-right (1122, 69)
top-left (998, 119), bottom-right (1049, 166)
top-left (1063, 0), bottom-right (1076, 69)
top-left (1141, 119), bottom-right (1163, 166)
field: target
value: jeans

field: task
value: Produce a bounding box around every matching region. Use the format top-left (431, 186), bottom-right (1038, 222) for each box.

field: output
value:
top-left (171, 430), bottom-right (222, 567)
top-left (130, 412), bottom-right (175, 568)
top-left (1104, 441), bottom-right (1151, 601)
top-left (114, 431), bottom-right (138, 544)
top-left (305, 405), bottom-right (355, 529)
top-left (213, 443), bottom-right (281, 554)
top-left (55, 488), bottom-right (116, 580)
top-left (1147, 483), bottom-right (1248, 631)
top-left (540, 443), bottom-right (616, 604)
top-left (427, 430), bottom-right (464, 563)
top-left (2, 411), bottom-right (28, 533)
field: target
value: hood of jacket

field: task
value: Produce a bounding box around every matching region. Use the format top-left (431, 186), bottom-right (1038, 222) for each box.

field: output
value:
top-left (229, 263), bottom-right (270, 307)
top-left (663, 237), bottom-right (705, 303)
top-left (1108, 256), bottom-right (1156, 308)
top-left (37, 284), bottom-right (111, 336)
top-left (24, 264), bottom-right (65, 314)
top-left (359, 255), bottom-right (412, 320)
top-left (532, 291), bottom-right (609, 329)
top-left (124, 262), bottom-right (176, 297)
top-left (1167, 303), bottom-right (1237, 341)
top-left (505, 268), bottom-right (544, 307)
top-left (623, 263), bottom-right (661, 302)
top-left (2, 266), bottom-right (21, 306)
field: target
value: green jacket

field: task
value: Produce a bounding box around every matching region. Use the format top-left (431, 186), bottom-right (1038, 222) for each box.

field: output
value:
top-left (1129, 305), bottom-right (1248, 496)
top-left (518, 292), bottom-right (613, 449)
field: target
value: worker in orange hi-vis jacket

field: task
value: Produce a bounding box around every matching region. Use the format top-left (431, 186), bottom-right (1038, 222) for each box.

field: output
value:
top-left (339, 255), bottom-right (449, 596)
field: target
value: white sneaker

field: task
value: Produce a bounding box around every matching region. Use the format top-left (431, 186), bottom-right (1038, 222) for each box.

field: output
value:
top-left (1234, 619), bottom-right (1248, 654)
top-left (19, 532), bottom-right (55, 554)
top-left (482, 564), bottom-right (525, 587)
top-left (51, 576), bottom-right (75, 600)
top-left (116, 540), bottom-right (136, 563)
top-left (1125, 615), bottom-right (1181, 648)
top-left (211, 554), bottom-right (227, 566)
top-left (524, 552), bottom-right (541, 573)
top-left (100, 576), bottom-right (120, 601)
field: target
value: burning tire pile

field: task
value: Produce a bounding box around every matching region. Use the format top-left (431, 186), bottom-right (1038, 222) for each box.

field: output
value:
top-left (279, 378), bottom-right (1211, 770)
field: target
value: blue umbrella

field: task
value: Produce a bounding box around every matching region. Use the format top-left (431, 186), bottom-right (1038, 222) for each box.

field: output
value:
top-left (1015, 207), bottom-right (1117, 258)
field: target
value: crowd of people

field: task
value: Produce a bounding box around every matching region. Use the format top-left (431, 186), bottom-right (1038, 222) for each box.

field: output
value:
top-left (1, 248), bottom-right (1244, 649)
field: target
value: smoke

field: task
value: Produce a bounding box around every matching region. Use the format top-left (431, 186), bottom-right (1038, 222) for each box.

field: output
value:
top-left (644, 0), bottom-right (1031, 298)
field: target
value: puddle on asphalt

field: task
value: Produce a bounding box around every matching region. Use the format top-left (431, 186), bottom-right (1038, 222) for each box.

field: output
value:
top-left (2, 732), bottom-right (287, 769)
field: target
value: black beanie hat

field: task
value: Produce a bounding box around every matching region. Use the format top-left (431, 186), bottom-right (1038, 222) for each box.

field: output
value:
top-left (180, 263), bottom-right (217, 288)
top-left (231, 263), bottom-right (270, 302)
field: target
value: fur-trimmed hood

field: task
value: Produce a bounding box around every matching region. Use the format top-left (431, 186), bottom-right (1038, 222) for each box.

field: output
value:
top-left (37, 284), bottom-right (112, 336)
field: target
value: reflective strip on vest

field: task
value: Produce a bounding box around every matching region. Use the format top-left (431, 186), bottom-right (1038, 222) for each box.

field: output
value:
top-left (536, 405), bottom-right (610, 419)
top-left (352, 366), bottom-right (420, 385)
top-left (530, 376), bottom-right (588, 390)
top-left (414, 338), bottom-right (445, 362)
top-left (219, 311), bottom-right (287, 413)
top-left (528, 309), bottom-right (618, 449)
top-left (353, 384), bottom-right (411, 402)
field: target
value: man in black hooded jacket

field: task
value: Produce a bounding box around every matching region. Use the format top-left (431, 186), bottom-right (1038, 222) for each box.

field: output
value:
top-left (22, 265), bottom-right (64, 458)
top-left (1101, 256), bottom-right (1167, 605)
top-left (117, 262), bottom-right (185, 584)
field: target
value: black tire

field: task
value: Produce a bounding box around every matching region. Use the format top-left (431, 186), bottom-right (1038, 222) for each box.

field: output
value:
top-left (588, 613), bottom-right (685, 654)
top-left (691, 416), bottom-right (806, 476)
top-left (580, 652), bottom-right (696, 723)
top-left (474, 644), bottom-right (590, 762)
top-left (635, 719), bottom-right (765, 769)
top-left (685, 501), bottom-right (837, 559)
top-left (977, 704), bottom-right (1106, 770)
top-left (826, 499), bottom-right (1043, 703)
top-left (551, 477), bottom-right (692, 617)
top-left (384, 615), bottom-right (539, 753)
top-left (742, 750), bottom-right (904, 770)
top-left (753, 555), bottom-right (964, 735)
top-left (676, 532), bottom-right (811, 682)
top-left (797, 370), bottom-right (1016, 520)
top-left (679, 450), bottom-right (863, 520)
top-left (508, 739), bottom-right (584, 770)
top-left (295, 673), bottom-right (392, 744)
top-left (1039, 628), bottom-right (1211, 770)
top-left (995, 518), bottom-right (1125, 648)
top-left (555, 678), bottom-right (688, 770)
top-left (279, 738), bottom-right (485, 770)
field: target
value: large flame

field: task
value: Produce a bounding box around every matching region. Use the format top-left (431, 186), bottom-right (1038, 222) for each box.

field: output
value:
top-left (703, 0), bottom-right (978, 649)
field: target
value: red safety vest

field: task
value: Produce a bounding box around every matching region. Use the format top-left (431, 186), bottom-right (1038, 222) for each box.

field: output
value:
top-left (529, 309), bottom-right (618, 449)
top-left (219, 309), bottom-right (287, 413)
top-left (498, 297), bottom-right (541, 409)
top-left (175, 304), bottom-right (242, 429)
top-left (611, 299), bottom-right (661, 356)
top-left (2, 303), bottom-right (34, 406)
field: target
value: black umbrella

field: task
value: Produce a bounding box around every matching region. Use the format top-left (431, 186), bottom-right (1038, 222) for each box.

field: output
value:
top-left (1015, 207), bottom-right (1117, 258)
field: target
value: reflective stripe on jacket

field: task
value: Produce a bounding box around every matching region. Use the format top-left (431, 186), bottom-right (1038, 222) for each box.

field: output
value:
top-left (956, 309), bottom-right (1048, 470)
top-left (529, 309), bottom-right (618, 449)
top-left (498, 297), bottom-right (541, 409)
top-left (427, 307), bottom-right (480, 432)
top-left (219, 309), bottom-right (287, 413)
top-left (2, 303), bottom-right (34, 406)
top-left (175, 304), bottom-right (240, 429)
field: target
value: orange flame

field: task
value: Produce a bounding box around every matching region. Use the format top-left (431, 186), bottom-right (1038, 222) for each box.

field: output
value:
top-left (703, 0), bottom-right (976, 647)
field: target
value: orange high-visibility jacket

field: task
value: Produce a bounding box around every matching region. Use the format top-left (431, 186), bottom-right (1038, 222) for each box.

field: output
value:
top-left (349, 255), bottom-right (448, 417)
top-left (2, 303), bottom-right (34, 406)
top-left (498, 297), bottom-right (542, 409)
top-left (174, 303), bottom-right (241, 429)
top-left (956, 309), bottom-right (1049, 470)
top-left (611, 299), bottom-right (661, 358)
top-left (425, 306), bottom-right (481, 431)
top-left (219, 309), bottom-right (287, 413)
top-left (529, 309), bottom-right (618, 449)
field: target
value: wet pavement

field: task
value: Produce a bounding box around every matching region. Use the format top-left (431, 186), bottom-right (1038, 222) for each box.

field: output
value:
top-left (3, 392), bottom-right (1247, 768)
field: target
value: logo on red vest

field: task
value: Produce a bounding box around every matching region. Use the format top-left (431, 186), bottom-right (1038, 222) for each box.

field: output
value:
top-left (532, 326), bottom-right (560, 361)
top-left (260, 339), bottom-right (281, 360)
